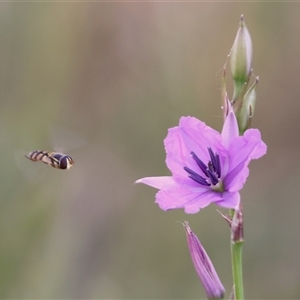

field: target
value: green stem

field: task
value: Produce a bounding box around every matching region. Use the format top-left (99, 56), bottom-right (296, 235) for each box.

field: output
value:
top-left (231, 241), bottom-right (244, 300)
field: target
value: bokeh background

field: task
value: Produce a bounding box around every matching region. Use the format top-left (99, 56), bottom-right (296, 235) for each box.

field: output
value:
top-left (0, 2), bottom-right (299, 299)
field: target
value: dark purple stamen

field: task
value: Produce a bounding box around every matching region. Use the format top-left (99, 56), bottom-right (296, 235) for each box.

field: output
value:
top-left (206, 169), bottom-right (219, 186)
top-left (207, 148), bottom-right (221, 178)
top-left (184, 148), bottom-right (221, 186)
top-left (215, 154), bottom-right (221, 178)
top-left (191, 151), bottom-right (209, 177)
top-left (183, 167), bottom-right (210, 186)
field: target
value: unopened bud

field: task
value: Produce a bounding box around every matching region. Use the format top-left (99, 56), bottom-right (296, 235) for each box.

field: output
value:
top-left (221, 68), bottom-right (230, 121)
top-left (217, 205), bottom-right (244, 244)
top-left (183, 221), bottom-right (225, 299)
top-left (230, 15), bottom-right (253, 103)
top-left (231, 204), bottom-right (244, 244)
top-left (237, 76), bottom-right (258, 134)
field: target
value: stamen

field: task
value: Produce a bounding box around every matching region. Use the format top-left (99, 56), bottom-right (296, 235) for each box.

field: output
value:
top-left (206, 169), bottom-right (219, 186)
top-left (208, 148), bottom-right (217, 170)
top-left (215, 153), bottom-right (221, 178)
top-left (184, 148), bottom-right (222, 187)
top-left (191, 151), bottom-right (209, 176)
top-left (183, 167), bottom-right (210, 186)
top-left (208, 148), bottom-right (221, 178)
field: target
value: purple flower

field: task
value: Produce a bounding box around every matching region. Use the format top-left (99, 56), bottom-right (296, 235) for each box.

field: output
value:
top-left (183, 221), bottom-right (225, 299)
top-left (136, 111), bottom-right (267, 214)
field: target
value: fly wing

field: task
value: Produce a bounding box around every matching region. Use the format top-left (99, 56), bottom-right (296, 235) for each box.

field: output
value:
top-left (49, 125), bottom-right (87, 154)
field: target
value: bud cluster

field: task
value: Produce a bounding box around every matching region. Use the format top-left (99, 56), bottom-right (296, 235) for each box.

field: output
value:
top-left (223, 14), bottom-right (258, 135)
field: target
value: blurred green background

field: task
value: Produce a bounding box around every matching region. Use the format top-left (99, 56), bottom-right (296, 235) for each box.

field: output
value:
top-left (0, 2), bottom-right (299, 299)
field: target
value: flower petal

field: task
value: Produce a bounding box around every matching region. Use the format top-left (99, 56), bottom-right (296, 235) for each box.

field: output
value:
top-left (135, 176), bottom-right (175, 190)
top-left (215, 191), bottom-right (240, 209)
top-left (224, 128), bottom-right (267, 191)
top-left (244, 129), bottom-right (267, 159)
top-left (165, 116), bottom-right (221, 178)
top-left (155, 185), bottom-right (222, 214)
top-left (221, 110), bottom-right (239, 148)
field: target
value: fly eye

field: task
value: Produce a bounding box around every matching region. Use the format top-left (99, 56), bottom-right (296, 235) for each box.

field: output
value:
top-left (59, 156), bottom-right (74, 170)
top-left (59, 157), bottom-right (69, 170)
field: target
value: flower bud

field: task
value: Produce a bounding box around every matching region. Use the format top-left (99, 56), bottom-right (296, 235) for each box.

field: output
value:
top-left (231, 204), bottom-right (244, 244)
top-left (221, 67), bottom-right (230, 122)
top-left (230, 15), bottom-right (253, 103)
top-left (236, 76), bottom-right (258, 134)
top-left (183, 221), bottom-right (225, 299)
top-left (217, 205), bottom-right (244, 244)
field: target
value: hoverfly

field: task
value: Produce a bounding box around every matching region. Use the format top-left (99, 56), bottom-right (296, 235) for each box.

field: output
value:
top-left (25, 150), bottom-right (74, 170)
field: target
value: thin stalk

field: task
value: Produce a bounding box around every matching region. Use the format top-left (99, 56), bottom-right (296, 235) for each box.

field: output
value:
top-left (231, 241), bottom-right (244, 300)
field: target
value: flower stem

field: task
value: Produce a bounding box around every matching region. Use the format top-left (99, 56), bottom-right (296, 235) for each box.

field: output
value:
top-left (231, 240), bottom-right (244, 300)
